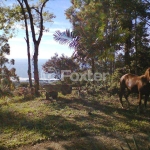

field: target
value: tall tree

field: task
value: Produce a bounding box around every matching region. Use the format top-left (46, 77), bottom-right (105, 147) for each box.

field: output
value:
top-left (16, 1), bottom-right (32, 87)
top-left (16, 0), bottom-right (55, 95)
top-left (109, 0), bottom-right (149, 70)
top-left (54, 0), bottom-right (150, 75)
top-left (55, 0), bottom-right (109, 76)
top-left (0, 3), bottom-right (17, 39)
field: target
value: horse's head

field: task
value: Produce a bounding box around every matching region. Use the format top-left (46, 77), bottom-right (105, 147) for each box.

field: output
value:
top-left (145, 68), bottom-right (150, 81)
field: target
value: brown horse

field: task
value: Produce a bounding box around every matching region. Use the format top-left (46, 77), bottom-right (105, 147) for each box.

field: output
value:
top-left (119, 68), bottom-right (150, 111)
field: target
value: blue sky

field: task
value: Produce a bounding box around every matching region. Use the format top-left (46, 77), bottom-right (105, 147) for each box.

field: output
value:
top-left (7, 0), bottom-right (73, 59)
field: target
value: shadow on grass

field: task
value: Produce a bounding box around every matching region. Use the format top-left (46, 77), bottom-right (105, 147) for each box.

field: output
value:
top-left (63, 136), bottom-right (107, 150)
top-left (0, 94), bottom-right (150, 149)
top-left (11, 96), bottom-right (36, 103)
top-left (0, 108), bottom-right (91, 149)
top-left (0, 102), bottom-right (125, 150)
top-left (0, 145), bottom-right (8, 150)
top-left (56, 95), bottom-right (150, 121)
top-left (54, 96), bottom-right (150, 139)
top-left (45, 148), bottom-right (53, 150)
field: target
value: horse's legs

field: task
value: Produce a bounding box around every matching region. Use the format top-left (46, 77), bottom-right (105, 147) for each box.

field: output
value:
top-left (124, 90), bottom-right (130, 108)
top-left (144, 94), bottom-right (149, 112)
top-left (137, 92), bottom-right (142, 113)
top-left (119, 87), bottom-right (124, 108)
top-left (139, 93), bottom-right (142, 106)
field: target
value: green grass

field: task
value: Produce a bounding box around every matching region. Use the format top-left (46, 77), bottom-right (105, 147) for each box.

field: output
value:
top-left (0, 94), bottom-right (150, 150)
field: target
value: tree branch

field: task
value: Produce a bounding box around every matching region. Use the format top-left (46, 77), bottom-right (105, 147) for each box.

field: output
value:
top-left (23, 0), bottom-right (37, 43)
top-left (38, 0), bottom-right (49, 43)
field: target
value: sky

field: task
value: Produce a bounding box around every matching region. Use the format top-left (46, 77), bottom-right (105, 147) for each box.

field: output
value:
top-left (6, 0), bottom-right (73, 59)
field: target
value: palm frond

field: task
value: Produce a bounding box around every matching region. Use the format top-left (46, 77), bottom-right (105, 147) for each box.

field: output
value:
top-left (53, 29), bottom-right (79, 48)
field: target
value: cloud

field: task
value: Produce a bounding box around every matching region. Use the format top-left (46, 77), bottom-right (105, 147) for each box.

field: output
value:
top-left (9, 38), bottom-right (25, 43)
top-left (40, 39), bottom-right (58, 45)
top-left (43, 26), bottom-right (72, 36)
top-left (38, 46), bottom-right (73, 59)
top-left (5, 0), bottom-right (73, 61)
top-left (9, 36), bottom-right (34, 46)
top-left (7, 45), bottom-right (28, 59)
top-left (53, 21), bottom-right (71, 26)
top-left (7, 37), bottom-right (73, 59)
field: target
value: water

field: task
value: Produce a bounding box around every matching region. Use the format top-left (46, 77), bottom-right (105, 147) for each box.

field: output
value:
top-left (9, 59), bottom-right (49, 79)
top-left (8, 59), bottom-right (90, 81)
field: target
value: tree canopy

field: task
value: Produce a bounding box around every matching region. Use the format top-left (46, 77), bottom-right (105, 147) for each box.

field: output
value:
top-left (54, 0), bottom-right (150, 75)
top-left (0, 37), bottom-right (19, 94)
top-left (42, 53), bottom-right (79, 79)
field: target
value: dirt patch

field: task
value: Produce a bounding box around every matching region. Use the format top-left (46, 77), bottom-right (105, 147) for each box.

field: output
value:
top-left (14, 133), bottom-right (150, 150)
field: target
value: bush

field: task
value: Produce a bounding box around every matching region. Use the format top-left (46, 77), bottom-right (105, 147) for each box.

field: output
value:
top-left (18, 82), bottom-right (29, 87)
top-left (106, 68), bottom-right (129, 96)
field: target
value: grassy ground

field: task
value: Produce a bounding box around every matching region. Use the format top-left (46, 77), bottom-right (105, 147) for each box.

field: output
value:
top-left (0, 92), bottom-right (150, 150)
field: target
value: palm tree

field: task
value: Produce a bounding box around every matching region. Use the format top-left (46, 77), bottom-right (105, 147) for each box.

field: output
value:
top-left (53, 29), bottom-right (100, 82)
top-left (53, 29), bottom-right (98, 61)
top-left (53, 29), bottom-right (89, 61)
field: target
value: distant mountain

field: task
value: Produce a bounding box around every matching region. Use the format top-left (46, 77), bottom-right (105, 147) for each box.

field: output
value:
top-left (9, 59), bottom-right (48, 78)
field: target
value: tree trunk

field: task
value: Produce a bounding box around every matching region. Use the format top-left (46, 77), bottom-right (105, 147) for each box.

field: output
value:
top-left (124, 19), bottom-right (132, 66)
top-left (22, 0), bottom-right (51, 96)
top-left (135, 11), bottom-right (138, 74)
top-left (25, 37), bottom-right (32, 88)
top-left (27, 52), bottom-right (32, 87)
top-left (17, 0), bottom-right (33, 88)
top-left (91, 57), bottom-right (95, 85)
top-left (124, 39), bottom-right (130, 66)
top-left (33, 43), bottom-right (39, 96)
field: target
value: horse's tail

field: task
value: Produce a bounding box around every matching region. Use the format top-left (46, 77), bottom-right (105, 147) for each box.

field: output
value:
top-left (119, 74), bottom-right (127, 96)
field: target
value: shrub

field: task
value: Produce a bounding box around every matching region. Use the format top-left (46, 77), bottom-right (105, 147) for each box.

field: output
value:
top-left (106, 67), bottom-right (129, 96)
